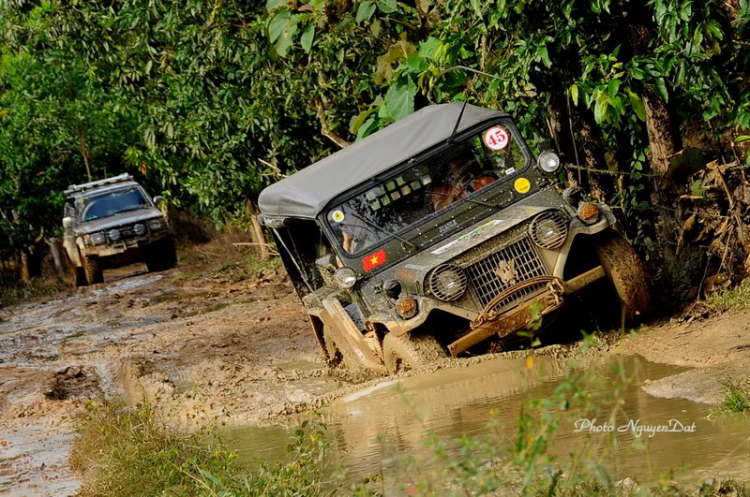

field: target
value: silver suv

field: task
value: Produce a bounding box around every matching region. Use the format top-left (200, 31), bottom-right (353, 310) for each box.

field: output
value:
top-left (62, 174), bottom-right (176, 286)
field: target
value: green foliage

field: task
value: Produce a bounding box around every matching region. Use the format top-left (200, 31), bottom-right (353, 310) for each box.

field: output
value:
top-left (716, 377), bottom-right (750, 414)
top-left (71, 401), bottom-right (333, 497)
top-left (1, 0), bottom-right (748, 275)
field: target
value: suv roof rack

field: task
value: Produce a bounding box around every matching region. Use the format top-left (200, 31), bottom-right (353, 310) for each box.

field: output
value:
top-left (64, 173), bottom-right (134, 196)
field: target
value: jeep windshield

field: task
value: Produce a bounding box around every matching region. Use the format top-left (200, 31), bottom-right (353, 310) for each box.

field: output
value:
top-left (327, 123), bottom-right (529, 256)
top-left (78, 187), bottom-right (151, 222)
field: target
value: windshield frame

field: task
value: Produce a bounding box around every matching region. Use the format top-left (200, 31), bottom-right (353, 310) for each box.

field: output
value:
top-left (319, 117), bottom-right (535, 262)
top-left (76, 186), bottom-right (154, 222)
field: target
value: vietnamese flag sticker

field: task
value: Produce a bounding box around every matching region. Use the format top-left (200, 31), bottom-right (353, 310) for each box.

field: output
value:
top-left (362, 249), bottom-right (387, 272)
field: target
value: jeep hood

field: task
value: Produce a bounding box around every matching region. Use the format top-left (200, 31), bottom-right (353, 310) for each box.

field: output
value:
top-left (73, 208), bottom-right (162, 234)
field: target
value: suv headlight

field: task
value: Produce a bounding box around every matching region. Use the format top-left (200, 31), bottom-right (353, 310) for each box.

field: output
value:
top-left (90, 232), bottom-right (106, 245)
top-left (538, 151), bottom-right (561, 173)
top-left (134, 223), bottom-right (146, 236)
top-left (148, 218), bottom-right (164, 231)
top-left (108, 229), bottom-right (121, 241)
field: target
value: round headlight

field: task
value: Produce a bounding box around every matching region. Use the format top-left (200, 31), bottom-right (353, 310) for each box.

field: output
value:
top-left (428, 264), bottom-right (468, 302)
top-left (334, 267), bottom-right (357, 289)
top-left (108, 229), bottom-right (121, 241)
top-left (529, 210), bottom-right (569, 249)
top-left (148, 219), bottom-right (163, 230)
top-left (134, 223), bottom-right (146, 235)
top-left (90, 232), bottom-right (106, 245)
top-left (538, 151), bottom-right (561, 173)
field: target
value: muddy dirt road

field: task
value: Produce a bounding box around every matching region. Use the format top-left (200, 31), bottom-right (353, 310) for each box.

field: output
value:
top-left (2, 261), bottom-right (750, 495)
top-left (0, 263), bottom-right (362, 495)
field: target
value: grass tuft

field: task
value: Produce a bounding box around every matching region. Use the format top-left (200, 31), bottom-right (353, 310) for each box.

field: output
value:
top-left (706, 279), bottom-right (750, 310)
top-left (716, 377), bottom-right (750, 414)
top-left (71, 401), bottom-right (333, 497)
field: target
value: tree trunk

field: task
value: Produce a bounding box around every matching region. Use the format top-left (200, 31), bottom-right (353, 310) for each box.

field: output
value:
top-left (246, 201), bottom-right (270, 262)
top-left (547, 89), bottom-right (582, 188)
top-left (46, 238), bottom-right (66, 276)
top-left (574, 107), bottom-right (615, 203)
top-left (643, 86), bottom-right (682, 267)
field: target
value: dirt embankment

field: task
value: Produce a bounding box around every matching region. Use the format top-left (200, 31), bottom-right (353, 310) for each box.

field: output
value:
top-left (2, 258), bottom-right (750, 495)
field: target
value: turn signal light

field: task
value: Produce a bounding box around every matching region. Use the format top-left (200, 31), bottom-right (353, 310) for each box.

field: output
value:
top-left (578, 203), bottom-right (599, 223)
top-left (396, 296), bottom-right (418, 319)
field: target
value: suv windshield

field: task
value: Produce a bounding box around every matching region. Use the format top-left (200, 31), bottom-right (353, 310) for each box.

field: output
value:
top-left (78, 187), bottom-right (150, 221)
top-left (327, 122), bottom-right (529, 256)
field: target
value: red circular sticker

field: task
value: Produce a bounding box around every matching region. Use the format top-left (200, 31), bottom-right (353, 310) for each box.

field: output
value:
top-left (483, 126), bottom-right (510, 151)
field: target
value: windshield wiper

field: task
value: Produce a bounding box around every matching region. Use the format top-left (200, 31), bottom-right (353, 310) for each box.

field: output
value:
top-left (426, 191), bottom-right (501, 209)
top-left (349, 212), bottom-right (418, 251)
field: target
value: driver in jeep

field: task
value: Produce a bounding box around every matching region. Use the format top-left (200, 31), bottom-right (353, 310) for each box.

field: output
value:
top-left (431, 149), bottom-right (496, 211)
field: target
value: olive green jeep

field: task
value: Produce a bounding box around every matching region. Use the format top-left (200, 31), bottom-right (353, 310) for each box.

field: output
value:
top-left (258, 103), bottom-right (650, 375)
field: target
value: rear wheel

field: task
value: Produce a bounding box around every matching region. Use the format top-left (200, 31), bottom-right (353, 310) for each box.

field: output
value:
top-left (594, 231), bottom-right (652, 324)
top-left (83, 255), bottom-right (103, 285)
top-left (383, 333), bottom-right (447, 375)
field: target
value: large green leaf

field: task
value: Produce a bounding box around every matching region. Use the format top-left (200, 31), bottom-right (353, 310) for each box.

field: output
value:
top-left (377, 0), bottom-right (398, 14)
top-left (627, 90), bottom-right (647, 122)
top-left (419, 37), bottom-right (442, 59)
top-left (300, 24), bottom-right (315, 53)
top-left (384, 77), bottom-right (416, 122)
top-left (356, 1), bottom-right (377, 23)
top-left (268, 10), bottom-right (290, 43)
top-left (266, 0), bottom-right (288, 12)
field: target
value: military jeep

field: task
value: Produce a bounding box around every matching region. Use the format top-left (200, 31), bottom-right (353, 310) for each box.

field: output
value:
top-left (62, 174), bottom-right (176, 286)
top-left (258, 103), bottom-right (650, 375)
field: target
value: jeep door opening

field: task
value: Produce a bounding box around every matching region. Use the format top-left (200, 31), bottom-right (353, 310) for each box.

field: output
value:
top-left (258, 103), bottom-right (651, 375)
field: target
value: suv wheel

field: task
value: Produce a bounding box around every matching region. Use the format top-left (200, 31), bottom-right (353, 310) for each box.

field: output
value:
top-left (383, 333), bottom-right (447, 374)
top-left (146, 238), bottom-right (177, 272)
top-left (83, 255), bottom-right (104, 285)
top-left (594, 231), bottom-right (652, 324)
top-left (74, 267), bottom-right (88, 287)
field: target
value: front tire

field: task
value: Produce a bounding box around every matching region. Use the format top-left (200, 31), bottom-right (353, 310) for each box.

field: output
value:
top-left (383, 333), bottom-right (447, 375)
top-left (83, 256), bottom-right (103, 285)
top-left (594, 231), bottom-right (652, 324)
top-left (146, 238), bottom-right (177, 272)
top-left (74, 267), bottom-right (88, 287)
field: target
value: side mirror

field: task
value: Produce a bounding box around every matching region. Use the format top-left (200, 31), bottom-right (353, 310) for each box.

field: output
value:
top-left (62, 217), bottom-right (73, 229)
top-left (153, 195), bottom-right (164, 205)
top-left (315, 254), bottom-right (337, 272)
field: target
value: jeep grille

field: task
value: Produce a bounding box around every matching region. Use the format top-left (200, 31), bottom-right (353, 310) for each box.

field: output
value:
top-left (465, 236), bottom-right (547, 310)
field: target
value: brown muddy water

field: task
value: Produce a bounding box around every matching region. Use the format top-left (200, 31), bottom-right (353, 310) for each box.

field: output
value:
top-left (226, 355), bottom-right (750, 486)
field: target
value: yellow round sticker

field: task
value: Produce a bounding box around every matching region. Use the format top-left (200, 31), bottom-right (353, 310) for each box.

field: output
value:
top-left (331, 210), bottom-right (345, 223)
top-left (514, 177), bottom-right (531, 194)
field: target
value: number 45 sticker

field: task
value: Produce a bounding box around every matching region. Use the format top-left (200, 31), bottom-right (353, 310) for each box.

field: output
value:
top-left (483, 126), bottom-right (509, 151)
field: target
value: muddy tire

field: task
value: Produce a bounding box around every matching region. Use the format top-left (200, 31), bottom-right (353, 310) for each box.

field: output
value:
top-left (594, 230), bottom-right (652, 324)
top-left (323, 333), bottom-right (359, 370)
top-left (383, 333), bottom-right (447, 375)
top-left (146, 238), bottom-right (177, 272)
top-left (83, 256), bottom-right (103, 285)
top-left (74, 267), bottom-right (88, 287)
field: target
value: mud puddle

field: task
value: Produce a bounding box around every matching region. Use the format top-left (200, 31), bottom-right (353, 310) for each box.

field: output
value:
top-left (227, 354), bottom-right (750, 486)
